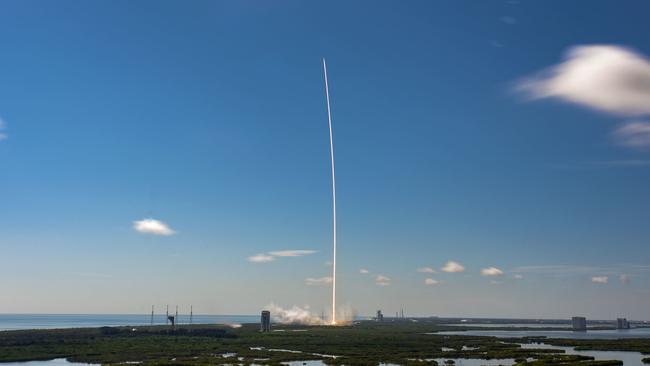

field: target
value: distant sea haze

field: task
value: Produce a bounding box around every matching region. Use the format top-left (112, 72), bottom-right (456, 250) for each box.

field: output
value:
top-left (0, 314), bottom-right (260, 331)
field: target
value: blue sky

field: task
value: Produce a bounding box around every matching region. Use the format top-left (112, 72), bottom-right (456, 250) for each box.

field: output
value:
top-left (1, 0), bottom-right (650, 319)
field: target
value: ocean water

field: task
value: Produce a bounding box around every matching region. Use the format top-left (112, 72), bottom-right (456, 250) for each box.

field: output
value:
top-left (447, 323), bottom-right (570, 328)
top-left (0, 314), bottom-right (259, 331)
top-left (435, 328), bottom-right (650, 339)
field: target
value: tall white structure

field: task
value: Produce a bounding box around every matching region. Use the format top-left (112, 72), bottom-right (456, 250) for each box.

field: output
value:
top-left (322, 58), bottom-right (337, 325)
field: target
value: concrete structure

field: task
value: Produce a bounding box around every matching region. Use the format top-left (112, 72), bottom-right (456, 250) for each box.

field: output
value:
top-left (260, 310), bottom-right (271, 332)
top-left (376, 310), bottom-right (384, 322)
top-left (617, 318), bottom-right (630, 329)
top-left (572, 316), bottom-right (587, 331)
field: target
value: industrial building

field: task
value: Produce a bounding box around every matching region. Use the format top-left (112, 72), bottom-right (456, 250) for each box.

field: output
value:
top-left (572, 316), bottom-right (587, 331)
top-left (376, 310), bottom-right (384, 322)
top-left (260, 310), bottom-right (271, 332)
top-left (617, 318), bottom-right (630, 329)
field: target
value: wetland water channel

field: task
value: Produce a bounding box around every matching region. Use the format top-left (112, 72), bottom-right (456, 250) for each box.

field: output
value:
top-left (2, 341), bottom-right (647, 366)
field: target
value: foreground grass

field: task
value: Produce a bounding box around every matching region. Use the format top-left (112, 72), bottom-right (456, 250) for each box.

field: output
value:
top-left (0, 321), bottom-right (648, 366)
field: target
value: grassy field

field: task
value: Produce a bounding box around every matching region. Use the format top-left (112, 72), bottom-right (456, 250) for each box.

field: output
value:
top-left (0, 321), bottom-right (648, 366)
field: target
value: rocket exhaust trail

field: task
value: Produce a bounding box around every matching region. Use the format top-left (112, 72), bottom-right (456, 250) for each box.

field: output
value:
top-left (322, 58), bottom-right (337, 325)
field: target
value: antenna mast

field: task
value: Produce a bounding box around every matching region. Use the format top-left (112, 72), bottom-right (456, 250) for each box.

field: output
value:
top-left (323, 58), bottom-right (337, 325)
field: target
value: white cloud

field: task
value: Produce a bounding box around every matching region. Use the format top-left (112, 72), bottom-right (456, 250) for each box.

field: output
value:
top-left (592, 159), bottom-right (650, 167)
top-left (489, 280), bottom-right (502, 285)
top-left (417, 267), bottom-right (437, 273)
top-left (513, 274), bottom-right (524, 280)
top-left (500, 16), bottom-right (517, 25)
top-left (376, 275), bottom-right (391, 286)
top-left (359, 268), bottom-right (370, 274)
top-left (613, 121), bottom-right (650, 149)
top-left (305, 276), bottom-right (333, 286)
top-left (490, 40), bottom-right (505, 48)
top-left (0, 117), bottom-right (7, 141)
top-left (424, 278), bottom-right (441, 286)
top-left (591, 276), bottom-right (609, 284)
top-left (481, 267), bottom-right (504, 276)
top-left (248, 249), bottom-right (316, 263)
top-left (70, 272), bottom-right (113, 279)
top-left (247, 253), bottom-right (275, 263)
top-left (441, 261), bottom-right (465, 273)
top-left (269, 250), bottom-right (317, 257)
top-left (516, 45), bottom-right (650, 116)
top-left (133, 218), bottom-right (175, 236)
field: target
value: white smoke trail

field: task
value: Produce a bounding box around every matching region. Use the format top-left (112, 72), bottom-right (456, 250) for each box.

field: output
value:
top-left (267, 304), bottom-right (323, 325)
top-left (265, 303), bottom-right (356, 326)
top-left (322, 58), bottom-right (337, 325)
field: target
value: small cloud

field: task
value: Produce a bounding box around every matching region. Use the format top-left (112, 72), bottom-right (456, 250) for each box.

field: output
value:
top-left (441, 261), bottom-right (465, 273)
top-left (269, 250), bottom-right (317, 257)
top-left (489, 280), bottom-right (502, 285)
top-left (133, 218), bottom-right (176, 236)
top-left (513, 274), bottom-right (524, 280)
top-left (592, 276), bottom-right (609, 284)
top-left (359, 268), bottom-right (370, 274)
top-left (417, 267), bottom-right (437, 273)
top-left (515, 45), bottom-right (650, 117)
top-left (305, 276), bottom-right (333, 286)
top-left (0, 117), bottom-right (7, 141)
top-left (613, 121), bottom-right (650, 149)
top-left (70, 272), bottom-right (113, 279)
top-left (481, 267), bottom-right (504, 276)
top-left (490, 40), bottom-right (505, 48)
top-left (248, 253), bottom-right (275, 263)
top-left (619, 274), bottom-right (630, 284)
top-left (249, 249), bottom-right (317, 263)
top-left (376, 275), bottom-right (391, 286)
top-left (592, 159), bottom-right (650, 167)
top-left (500, 16), bottom-right (517, 25)
top-left (424, 278), bottom-right (441, 286)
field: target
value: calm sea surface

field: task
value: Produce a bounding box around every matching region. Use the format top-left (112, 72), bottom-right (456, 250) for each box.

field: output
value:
top-left (436, 328), bottom-right (650, 339)
top-left (0, 314), bottom-right (259, 331)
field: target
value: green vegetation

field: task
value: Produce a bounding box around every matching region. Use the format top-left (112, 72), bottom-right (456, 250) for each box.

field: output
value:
top-left (533, 337), bottom-right (650, 354)
top-left (0, 321), bottom-right (647, 366)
